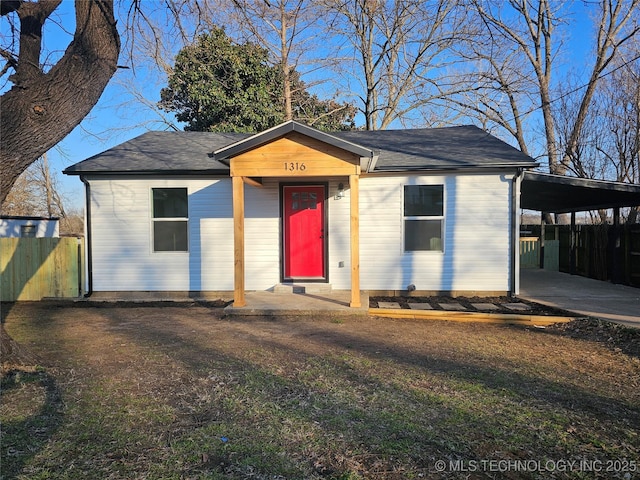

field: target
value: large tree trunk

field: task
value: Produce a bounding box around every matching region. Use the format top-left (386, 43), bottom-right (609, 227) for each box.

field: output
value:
top-left (1, 323), bottom-right (41, 373)
top-left (0, 0), bottom-right (120, 204)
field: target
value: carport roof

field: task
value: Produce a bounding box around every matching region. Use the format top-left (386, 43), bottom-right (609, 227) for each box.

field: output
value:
top-left (521, 171), bottom-right (640, 213)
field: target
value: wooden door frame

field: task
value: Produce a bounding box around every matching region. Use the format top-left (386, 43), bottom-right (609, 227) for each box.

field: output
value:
top-left (279, 182), bottom-right (329, 283)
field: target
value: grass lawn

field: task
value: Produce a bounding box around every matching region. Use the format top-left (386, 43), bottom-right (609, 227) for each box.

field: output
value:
top-left (1, 301), bottom-right (639, 479)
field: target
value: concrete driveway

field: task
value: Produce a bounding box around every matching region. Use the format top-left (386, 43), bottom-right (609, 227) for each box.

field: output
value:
top-left (519, 269), bottom-right (640, 328)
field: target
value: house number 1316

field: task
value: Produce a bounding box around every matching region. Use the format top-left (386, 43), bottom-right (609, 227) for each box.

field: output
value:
top-left (284, 162), bottom-right (306, 172)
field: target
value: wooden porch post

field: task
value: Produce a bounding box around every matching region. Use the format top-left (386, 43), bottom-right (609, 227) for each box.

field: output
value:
top-left (232, 176), bottom-right (246, 307)
top-left (349, 174), bottom-right (361, 308)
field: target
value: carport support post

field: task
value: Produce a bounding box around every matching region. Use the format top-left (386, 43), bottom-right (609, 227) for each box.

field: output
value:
top-left (540, 213), bottom-right (546, 269)
top-left (233, 176), bottom-right (246, 307)
top-left (612, 207), bottom-right (622, 284)
top-left (570, 211), bottom-right (577, 275)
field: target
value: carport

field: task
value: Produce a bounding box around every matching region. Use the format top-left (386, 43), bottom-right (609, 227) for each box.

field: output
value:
top-left (521, 172), bottom-right (640, 214)
top-left (519, 172), bottom-right (640, 327)
top-left (520, 171), bottom-right (640, 279)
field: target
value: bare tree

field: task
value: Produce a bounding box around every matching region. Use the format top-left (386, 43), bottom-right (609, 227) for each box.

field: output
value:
top-left (594, 54), bottom-right (640, 223)
top-left (598, 58), bottom-right (640, 185)
top-left (460, 0), bottom-right (640, 176)
top-left (1, 154), bottom-right (72, 222)
top-left (102, 1), bottom-right (207, 134)
top-left (1, 152), bottom-right (83, 234)
top-left (220, 0), bottom-right (326, 121)
top-left (321, 0), bottom-right (465, 130)
top-left (0, 1), bottom-right (120, 364)
top-left (0, 0), bottom-right (120, 205)
top-left (561, 1), bottom-right (640, 174)
top-left (0, 171), bottom-right (39, 216)
top-left (106, 0), bottom-right (321, 132)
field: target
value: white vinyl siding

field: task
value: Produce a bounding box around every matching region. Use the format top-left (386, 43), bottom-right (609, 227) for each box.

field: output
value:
top-left (360, 173), bottom-right (513, 292)
top-left (88, 176), bottom-right (283, 292)
top-left (0, 218), bottom-right (59, 238)
top-left (87, 172), bottom-right (513, 294)
top-left (244, 179), bottom-right (281, 290)
top-left (89, 177), bottom-right (229, 291)
top-left (327, 179), bottom-right (352, 290)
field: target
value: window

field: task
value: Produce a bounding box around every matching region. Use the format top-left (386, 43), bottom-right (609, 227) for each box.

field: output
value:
top-left (404, 185), bottom-right (444, 251)
top-left (152, 188), bottom-right (188, 252)
top-left (20, 225), bottom-right (37, 238)
top-left (291, 191), bottom-right (318, 210)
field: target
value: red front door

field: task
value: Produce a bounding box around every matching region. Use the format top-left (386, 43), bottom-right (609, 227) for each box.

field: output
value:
top-left (283, 185), bottom-right (326, 280)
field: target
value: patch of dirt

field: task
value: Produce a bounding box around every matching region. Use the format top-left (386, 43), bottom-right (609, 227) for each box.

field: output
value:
top-left (369, 295), bottom-right (640, 358)
top-left (545, 316), bottom-right (640, 358)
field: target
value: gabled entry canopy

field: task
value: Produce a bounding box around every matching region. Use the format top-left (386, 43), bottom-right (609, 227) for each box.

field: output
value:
top-left (213, 120), bottom-right (376, 175)
top-left (220, 120), bottom-right (366, 309)
top-left (521, 172), bottom-right (640, 213)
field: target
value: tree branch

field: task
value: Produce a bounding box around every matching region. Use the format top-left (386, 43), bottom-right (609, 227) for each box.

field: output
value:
top-left (1, 0), bottom-right (120, 204)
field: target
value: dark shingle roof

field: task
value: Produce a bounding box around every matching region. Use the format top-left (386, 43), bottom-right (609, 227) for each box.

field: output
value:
top-left (64, 131), bottom-right (249, 175)
top-left (64, 125), bottom-right (537, 176)
top-left (333, 125), bottom-right (537, 170)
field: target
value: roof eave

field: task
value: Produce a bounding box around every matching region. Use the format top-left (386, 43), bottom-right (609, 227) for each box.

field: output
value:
top-left (64, 169), bottom-right (230, 176)
top-left (213, 120), bottom-right (374, 162)
top-left (371, 162), bottom-right (538, 173)
top-left (525, 171), bottom-right (640, 192)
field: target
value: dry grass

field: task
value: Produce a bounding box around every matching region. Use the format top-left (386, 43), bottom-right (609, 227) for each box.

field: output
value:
top-left (1, 301), bottom-right (639, 479)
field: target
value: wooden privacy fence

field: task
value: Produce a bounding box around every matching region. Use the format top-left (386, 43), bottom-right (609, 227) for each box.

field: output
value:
top-left (560, 224), bottom-right (640, 287)
top-left (1, 237), bottom-right (84, 301)
top-left (519, 238), bottom-right (560, 270)
top-left (522, 224), bottom-right (640, 287)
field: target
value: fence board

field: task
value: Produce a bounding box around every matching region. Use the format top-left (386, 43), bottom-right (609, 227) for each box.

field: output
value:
top-left (544, 240), bottom-right (560, 271)
top-left (1, 237), bottom-right (82, 301)
top-left (520, 238), bottom-right (539, 269)
top-left (519, 238), bottom-right (560, 270)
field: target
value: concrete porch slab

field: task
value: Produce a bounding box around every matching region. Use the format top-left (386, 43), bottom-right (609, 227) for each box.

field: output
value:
top-left (273, 283), bottom-right (333, 294)
top-left (224, 290), bottom-right (369, 316)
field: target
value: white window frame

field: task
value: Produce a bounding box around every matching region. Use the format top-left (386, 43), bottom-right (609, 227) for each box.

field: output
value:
top-left (403, 184), bottom-right (445, 253)
top-left (151, 187), bottom-right (189, 253)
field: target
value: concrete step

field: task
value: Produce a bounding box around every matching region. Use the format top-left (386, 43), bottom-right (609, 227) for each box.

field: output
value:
top-left (273, 283), bottom-right (332, 294)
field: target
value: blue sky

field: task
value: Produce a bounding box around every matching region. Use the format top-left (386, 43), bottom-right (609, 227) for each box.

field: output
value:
top-left (5, 1), bottom-right (599, 211)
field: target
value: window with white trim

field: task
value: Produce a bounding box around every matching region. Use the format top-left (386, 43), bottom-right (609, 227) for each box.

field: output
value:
top-left (152, 188), bottom-right (188, 252)
top-left (404, 185), bottom-right (444, 251)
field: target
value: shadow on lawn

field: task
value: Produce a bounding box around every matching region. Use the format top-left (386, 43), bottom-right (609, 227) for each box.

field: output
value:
top-left (87, 303), bottom-right (640, 423)
top-left (232, 320), bottom-right (640, 423)
top-left (96, 313), bottom-right (640, 474)
top-left (16, 303), bottom-right (640, 478)
top-left (1, 369), bottom-right (64, 480)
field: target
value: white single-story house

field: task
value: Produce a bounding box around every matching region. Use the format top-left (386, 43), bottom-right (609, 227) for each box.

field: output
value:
top-left (0, 216), bottom-right (60, 238)
top-left (64, 121), bottom-right (541, 307)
